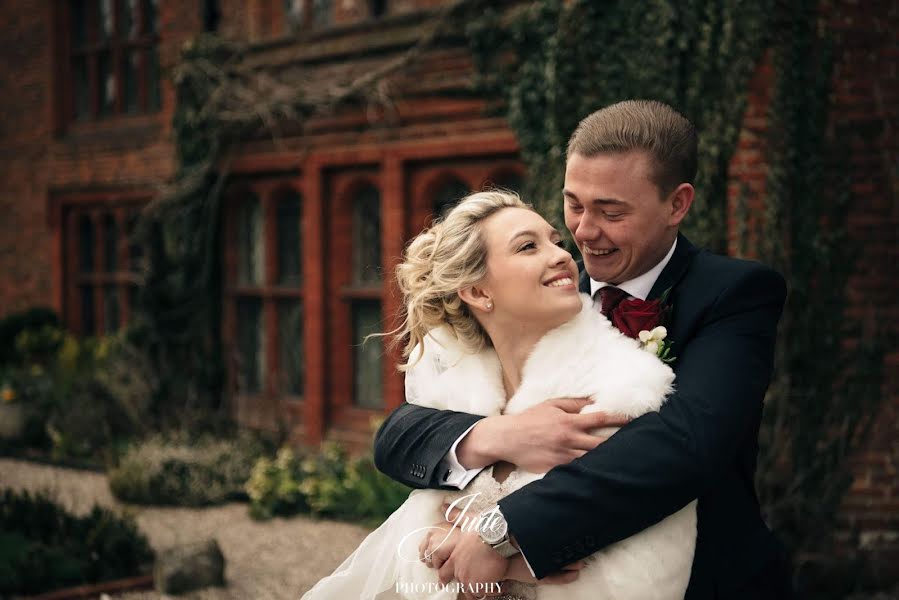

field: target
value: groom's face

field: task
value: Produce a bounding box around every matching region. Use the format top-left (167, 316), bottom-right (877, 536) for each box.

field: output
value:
top-left (563, 151), bottom-right (681, 285)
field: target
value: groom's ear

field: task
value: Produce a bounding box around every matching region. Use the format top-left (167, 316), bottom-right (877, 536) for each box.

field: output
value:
top-left (667, 183), bottom-right (694, 227)
top-left (459, 285), bottom-right (492, 313)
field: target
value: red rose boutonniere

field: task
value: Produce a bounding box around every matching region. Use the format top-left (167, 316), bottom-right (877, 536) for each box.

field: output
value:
top-left (609, 289), bottom-right (676, 362)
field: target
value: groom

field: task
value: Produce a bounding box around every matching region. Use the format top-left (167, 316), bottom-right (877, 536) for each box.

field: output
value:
top-left (374, 100), bottom-right (793, 599)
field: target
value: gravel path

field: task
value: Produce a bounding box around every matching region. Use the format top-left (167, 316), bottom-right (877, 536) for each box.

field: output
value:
top-left (0, 457), bottom-right (374, 599)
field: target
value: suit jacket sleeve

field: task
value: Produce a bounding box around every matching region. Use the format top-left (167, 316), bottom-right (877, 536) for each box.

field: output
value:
top-left (374, 401), bottom-right (485, 489)
top-left (497, 265), bottom-right (787, 578)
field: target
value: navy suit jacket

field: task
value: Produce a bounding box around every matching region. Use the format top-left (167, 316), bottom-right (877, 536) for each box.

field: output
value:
top-left (374, 234), bottom-right (788, 598)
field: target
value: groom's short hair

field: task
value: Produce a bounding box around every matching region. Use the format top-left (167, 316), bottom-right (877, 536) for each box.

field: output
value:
top-left (567, 100), bottom-right (698, 197)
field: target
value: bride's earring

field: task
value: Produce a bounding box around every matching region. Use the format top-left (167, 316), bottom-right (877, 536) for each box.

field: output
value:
top-left (486, 301), bottom-right (493, 311)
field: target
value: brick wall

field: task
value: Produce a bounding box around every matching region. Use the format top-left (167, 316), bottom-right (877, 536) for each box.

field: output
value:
top-left (0, 5), bottom-right (55, 314)
top-left (830, 0), bottom-right (898, 580)
top-left (726, 1), bottom-right (899, 583)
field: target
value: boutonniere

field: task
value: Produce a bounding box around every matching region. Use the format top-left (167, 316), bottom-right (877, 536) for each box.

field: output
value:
top-left (609, 288), bottom-right (676, 363)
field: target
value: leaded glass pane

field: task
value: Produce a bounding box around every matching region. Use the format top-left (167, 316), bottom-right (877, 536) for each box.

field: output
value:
top-left (129, 284), bottom-right (139, 315)
top-left (79, 214), bottom-right (95, 273)
top-left (120, 0), bottom-right (139, 39)
top-left (276, 191), bottom-right (302, 287)
top-left (124, 50), bottom-right (140, 113)
top-left (98, 51), bottom-right (115, 115)
top-left (144, 0), bottom-right (158, 33)
top-left (432, 178), bottom-right (468, 220)
top-left (81, 285), bottom-right (95, 335)
top-left (371, 0), bottom-right (387, 18)
top-left (285, 0), bottom-right (305, 32)
top-left (278, 301), bottom-right (303, 396)
top-left (71, 0), bottom-right (88, 47)
top-left (352, 185), bottom-right (381, 285)
top-left (73, 56), bottom-right (90, 120)
top-left (126, 212), bottom-right (143, 273)
top-left (103, 285), bottom-right (119, 333)
top-left (104, 213), bottom-right (118, 272)
top-left (237, 196), bottom-right (264, 286)
top-left (146, 47), bottom-right (161, 110)
top-left (352, 300), bottom-right (382, 409)
top-left (98, 0), bottom-right (114, 40)
top-left (237, 298), bottom-right (265, 394)
top-left (313, 0), bottom-right (331, 27)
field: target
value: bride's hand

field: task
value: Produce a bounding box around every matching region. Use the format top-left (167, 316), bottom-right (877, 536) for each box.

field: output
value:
top-left (504, 556), bottom-right (585, 585)
top-left (458, 398), bottom-right (631, 473)
top-left (419, 521), bottom-right (460, 572)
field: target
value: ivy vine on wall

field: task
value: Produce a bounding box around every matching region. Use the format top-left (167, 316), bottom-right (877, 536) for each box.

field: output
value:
top-left (467, 0), bottom-right (885, 576)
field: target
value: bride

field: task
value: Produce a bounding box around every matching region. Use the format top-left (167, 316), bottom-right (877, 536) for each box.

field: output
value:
top-left (302, 190), bottom-right (696, 600)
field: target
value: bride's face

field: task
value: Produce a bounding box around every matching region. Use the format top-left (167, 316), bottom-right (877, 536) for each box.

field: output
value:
top-left (472, 207), bottom-right (582, 332)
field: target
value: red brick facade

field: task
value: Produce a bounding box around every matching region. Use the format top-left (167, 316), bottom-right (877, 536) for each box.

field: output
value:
top-left (0, 0), bottom-right (895, 577)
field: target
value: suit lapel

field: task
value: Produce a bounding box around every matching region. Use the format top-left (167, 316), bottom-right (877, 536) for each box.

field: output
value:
top-left (647, 233), bottom-right (698, 301)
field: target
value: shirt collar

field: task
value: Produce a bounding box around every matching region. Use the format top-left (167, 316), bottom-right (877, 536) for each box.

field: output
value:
top-left (589, 237), bottom-right (678, 301)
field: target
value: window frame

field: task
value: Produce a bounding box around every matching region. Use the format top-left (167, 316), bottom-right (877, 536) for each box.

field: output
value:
top-left (55, 191), bottom-right (148, 337)
top-left (224, 179), bottom-right (306, 431)
top-left (55, 0), bottom-right (162, 131)
top-left (326, 172), bottom-right (386, 430)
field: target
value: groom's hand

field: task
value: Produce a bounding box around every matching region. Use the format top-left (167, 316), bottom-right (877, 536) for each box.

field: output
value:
top-left (457, 398), bottom-right (631, 473)
top-left (439, 529), bottom-right (507, 588)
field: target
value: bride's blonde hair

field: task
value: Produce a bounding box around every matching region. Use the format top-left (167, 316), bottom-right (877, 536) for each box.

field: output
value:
top-left (394, 189), bottom-right (533, 370)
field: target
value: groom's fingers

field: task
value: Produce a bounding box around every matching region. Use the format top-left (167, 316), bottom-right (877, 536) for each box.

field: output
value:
top-left (567, 432), bottom-right (608, 451)
top-left (573, 410), bottom-right (631, 431)
top-left (546, 397), bottom-right (592, 413)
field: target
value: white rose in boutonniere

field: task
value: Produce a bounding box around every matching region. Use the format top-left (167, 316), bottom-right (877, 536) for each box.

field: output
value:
top-left (638, 326), bottom-right (675, 363)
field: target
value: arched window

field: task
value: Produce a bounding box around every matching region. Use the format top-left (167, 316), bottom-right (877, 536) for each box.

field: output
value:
top-left (432, 177), bottom-right (469, 221)
top-left (229, 185), bottom-right (304, 399)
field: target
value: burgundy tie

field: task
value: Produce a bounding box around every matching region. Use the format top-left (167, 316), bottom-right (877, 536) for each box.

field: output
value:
top-left (596, 286), bottom-right (629, 317)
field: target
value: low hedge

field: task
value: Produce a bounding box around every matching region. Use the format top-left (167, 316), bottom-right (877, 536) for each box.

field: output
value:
top-left (109, 434), bottom-right (264, 506)
top-left (246, 442), bottom-right (411, 526)
top-left (0, 488), bottom-right (153, 596)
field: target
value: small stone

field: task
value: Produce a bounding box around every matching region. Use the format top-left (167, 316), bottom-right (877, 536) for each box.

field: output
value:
top-left (154, 538), bottom-right (226, 595)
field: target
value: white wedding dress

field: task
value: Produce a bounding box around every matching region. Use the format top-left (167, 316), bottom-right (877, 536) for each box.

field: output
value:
top-left (302, 294), bottom-right (697, 600)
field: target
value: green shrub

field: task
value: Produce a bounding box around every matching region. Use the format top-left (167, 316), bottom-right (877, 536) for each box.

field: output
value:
top-left (0, 488), bottom-right (153, 596)
top-left (0, 307), bottom-right (60, 367)
top-left (109, 433), bottom-right (264, 506)
top-left (245, 447), bottom-right (308, 520)
top-left (1, 328), bottom-right (149, 462)
top-left (246, 442), bottom-right (410, 526)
